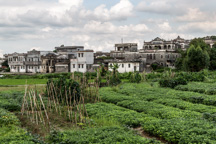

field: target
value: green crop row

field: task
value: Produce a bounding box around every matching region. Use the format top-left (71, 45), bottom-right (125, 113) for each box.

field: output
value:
top-left (86, 102), bottom-right (146, 127)
top-left (0, 108), bottom-right (43, 144)
top-left (48, 126), bottom-right (160, 144)
top-left (117, 100), bottom-right (201, 119)
top-left (175, 82), bottom-right (216, 95)
top-left (85, 102), bottom-right (216, 143)
top-left (100, 85), bottom-right (216, 115)
top-left (0, 92), bottom-right (23, 111)
top-left (114, 83), bottom-right (216, 107)
top-left (142, 118), bottom-right (216, 144)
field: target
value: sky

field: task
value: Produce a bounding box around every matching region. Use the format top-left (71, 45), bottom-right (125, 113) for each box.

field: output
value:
top-left (0, 0), bottom-right (216, 57)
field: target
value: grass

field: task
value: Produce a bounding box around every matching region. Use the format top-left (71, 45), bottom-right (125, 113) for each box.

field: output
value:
top-left (0, 79), bottom-right (47, 86)
top-left (0, 85), bottom-right (45, 92)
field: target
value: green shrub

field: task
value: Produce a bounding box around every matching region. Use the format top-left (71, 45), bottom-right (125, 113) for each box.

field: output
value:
top-left (48, 126), bottom-right (160, 144)
top-left (159, 77), bottom-right (187, 88)
top-left (0, 108), bottom-right (20, 126)
top-left (130, 72), bottom-right (141, 83)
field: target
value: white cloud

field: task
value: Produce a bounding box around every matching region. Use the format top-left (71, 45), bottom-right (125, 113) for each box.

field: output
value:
top-left (158, 22), bottom-right (172, 32)
top-left (177, 8), bottom-right (208, 22)
top-left (178, 21), bottom-right (216, 33)
top-left (42, 27), bottom-right (53, 32)
top-left (30, 47), bottom-right (42, 51)
top-left (1, 0), bottom-right (216, 54)
top-left (58, 0), bottom-right (83, 7)
top-left (0, 49), bottom-right (3, 58)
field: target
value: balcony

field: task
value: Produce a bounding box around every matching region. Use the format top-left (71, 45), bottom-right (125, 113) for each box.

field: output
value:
top-left (25, 61), bottom-right (41, 65)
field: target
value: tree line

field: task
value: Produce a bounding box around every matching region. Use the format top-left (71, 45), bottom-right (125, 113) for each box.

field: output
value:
top-left (176, 38), bottom-right (216, 72)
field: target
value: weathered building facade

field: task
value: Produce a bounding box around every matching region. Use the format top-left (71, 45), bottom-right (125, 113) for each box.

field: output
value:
top-left (8, 53), bottom-right (27, 73)
top-left (70, 50), bottom-right (94, 73)
top-left (143, 36), bottom-right (190, 50)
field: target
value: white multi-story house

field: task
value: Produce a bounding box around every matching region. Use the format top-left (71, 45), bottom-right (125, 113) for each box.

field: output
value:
top-left (108, 61), bottom-right (140, 73)
top-left (70, 50), bottom-right (94, 73)
top-left (26, 49), bottom-right (52, 73)
top-left (8, 52), bottom-right (27, 73)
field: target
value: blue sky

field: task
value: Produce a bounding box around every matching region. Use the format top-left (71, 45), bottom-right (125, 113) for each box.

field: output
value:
top-left (0, 0), bottom-right (216, 57)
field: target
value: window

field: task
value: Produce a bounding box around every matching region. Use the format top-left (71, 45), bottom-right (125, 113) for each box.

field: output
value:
top-left (122, 64), bottom-right (124, 68)
top-left (78, 53), bottom-right (80, 57)
top-left (78, 64), bottom-right (80, 68)
top-left (82, 64), bottom-right (84, 68)
top-left (161, 55), bottom-right (163, 59)
top-left (73, 64), bottom-right (75, 68)
top-left (81, 53), bottom-right (84, 57)
top-left (128, 64), bottom-right (130, 68)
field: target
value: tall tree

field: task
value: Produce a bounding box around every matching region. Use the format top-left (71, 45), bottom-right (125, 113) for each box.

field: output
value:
top-left (209, 43), bottom-right (216, 70)
top-left (184, 45), bottom-right (210, 72)
top-left (190, 38), bottom-right (210, 52)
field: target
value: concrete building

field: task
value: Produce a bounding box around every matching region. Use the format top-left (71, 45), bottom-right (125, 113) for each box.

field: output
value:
top-left (70, 50), bottom-right (94, 73)
top-left (25, 49), bottom-right (41, 73)
top-left (55, 55), bottom-right (70, 73)
top-left (40, 53), bottom-right (57, 73)
top-left (108, 61), bottom-right (140, 73)
top-left (204, 36), bottom-right (216, 48)
top-left (115, 43), bottom-right (138, 52)
top-left (8, 52), bottom-right (27, 73)
top-left (55, 45), bottom-right (84, 58)
top-left (143, 36), bottom-right (190, 51)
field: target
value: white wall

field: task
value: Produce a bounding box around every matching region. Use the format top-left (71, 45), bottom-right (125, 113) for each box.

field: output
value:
top-left (70, 59), bottom-right (87, 73)
top-left (109, 62), bottom-right (140, 73)
top-left (70, 51), bottom-right (94, 73)
top-left (26, 66), bottom-right (40, 73)
top-left (77, 52), bottom-right (94, 64)
top-left (10, 66), bottom-right (26, 73)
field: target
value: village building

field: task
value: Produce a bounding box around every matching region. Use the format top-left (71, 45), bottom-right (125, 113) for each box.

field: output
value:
top-left (40, 53), bottom-right (57, 73)
top-left (204, 36), bottom-right (216, 48)
top-left (108, 60), bottom-right (141, 73)
top-left (143, 36), bottom-right (190, 51)
top-left (55, 45), bottom-right (84, 58)
top-left (55, 55), bottom-right (70, 73)
top-left (7, 52), bottom-right (27, 73)
top-left (70, 50), bottom-right (94, 73)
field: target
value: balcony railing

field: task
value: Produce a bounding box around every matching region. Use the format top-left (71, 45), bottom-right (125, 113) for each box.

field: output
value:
top-left (24, 61), bottom-right (41, 65)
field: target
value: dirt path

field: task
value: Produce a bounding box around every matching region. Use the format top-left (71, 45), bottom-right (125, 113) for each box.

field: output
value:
top-left (133, 127), bottom-right (168, 144)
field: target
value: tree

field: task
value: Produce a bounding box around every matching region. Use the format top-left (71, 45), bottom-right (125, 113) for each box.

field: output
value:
top-left (209, 43), bottom-right (216, 70)
top-left (190, 38), bottom-right (210, 52)
top-left (184, 45), bottom-right (210, 72)
top-left (2, 60), bottom-right (9, 67)
top-left (108, 63), bottom-right (121, 86)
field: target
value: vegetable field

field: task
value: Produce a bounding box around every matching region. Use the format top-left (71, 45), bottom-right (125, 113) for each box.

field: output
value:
top-left (2, 72), bottom-right (216, 143)
top-left (95, 82), bottom-right (216, 143)
top-left (175, 82), bottom-right (216, 95)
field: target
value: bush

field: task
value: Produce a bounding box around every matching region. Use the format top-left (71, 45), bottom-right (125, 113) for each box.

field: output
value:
top-left (0, 108), bottom-right (20, 126)
top-left (48, 126), bottom-right (160, 144)
top-left (159, 77), bottom-right (187, 88)
top-left (130, 72), bottom-right (141, 83)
